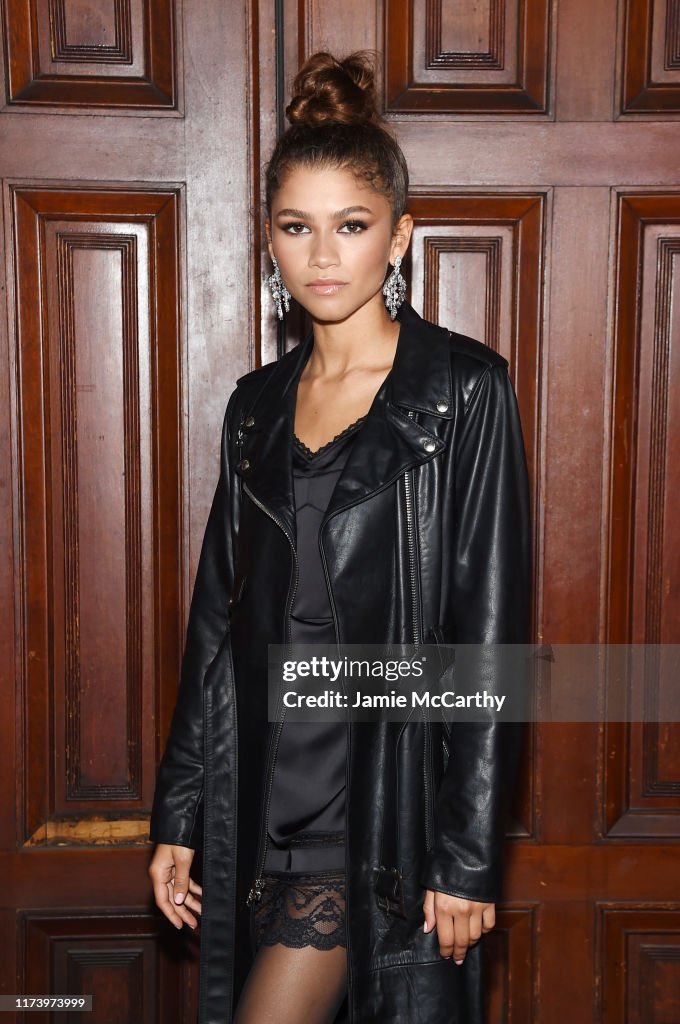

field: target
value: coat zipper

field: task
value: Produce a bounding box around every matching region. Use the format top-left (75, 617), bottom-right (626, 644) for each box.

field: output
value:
top-left (317, 517), bottom-right (354, 1019)
top-left (403, 415), bottom-right (435, 852)
top-left (242, 481), bottom-right (299, 906)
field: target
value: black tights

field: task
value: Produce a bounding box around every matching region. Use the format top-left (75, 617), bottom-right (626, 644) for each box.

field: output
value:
top-left (233, 943), bottom-right (347, 1024)
top-left (234, 871), bottom-right (348, 1024)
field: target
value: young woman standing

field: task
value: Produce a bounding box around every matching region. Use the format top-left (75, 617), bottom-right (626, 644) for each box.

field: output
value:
top-left (148, 51), bottom-right (531, 1024)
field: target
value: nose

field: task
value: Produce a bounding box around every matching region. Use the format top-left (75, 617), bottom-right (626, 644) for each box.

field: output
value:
top-left (308, 230), bottom-right (339, 270)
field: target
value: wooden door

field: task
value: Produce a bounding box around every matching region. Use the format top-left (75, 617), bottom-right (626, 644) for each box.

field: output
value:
top-left (3, 1), bottom-right (679, 1022)
top-left (1, 2), bottom-right (254, 1021)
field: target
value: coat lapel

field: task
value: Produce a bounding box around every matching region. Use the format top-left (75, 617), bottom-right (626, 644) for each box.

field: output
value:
top-left (235, 302), bottom-right (453, 534)
top-left (324, 303), bottom-right (452, 518)
top-left (234, 331), bottom-right (312, 544)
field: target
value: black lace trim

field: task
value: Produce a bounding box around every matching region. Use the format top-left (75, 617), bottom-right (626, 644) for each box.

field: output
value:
top-left (293, 415), bottom-right (366, 459)
top-left (251, 871), bottom-right (347, 951)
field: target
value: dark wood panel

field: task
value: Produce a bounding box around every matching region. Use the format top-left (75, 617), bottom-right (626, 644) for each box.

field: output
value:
top-left (604, 193), bottom-right (680, 839)
top-left (2, 0), bottom-right (179, 109)
top-left (290, 0), bottom-right (378, 68)
top-left (0, 0), bottom-right (252, 1017)
top-left (21, 910), bottom-right (194, 1024)
top-left (620, 0), bottom-right (680, 114)
top-left (483, 906), bottom-right (536, 1023)
top-left (396, 123), bottom-right (680, 186)
top-left (425, 0), bottom-right (507, 70)
top-left (385, 0), bottom-right (551, 113)
top-left (11, 186), bottom-right (183, 846)
top-left (46, 0), bottom-right (133, 63)
top-left (46, 232), bottom-right (143, 802)
top-left (599, 906), bottom-right (680, 1024)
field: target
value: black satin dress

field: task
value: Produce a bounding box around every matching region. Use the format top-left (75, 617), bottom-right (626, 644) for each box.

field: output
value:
top-left (251, 415), bottom-right (365, 953)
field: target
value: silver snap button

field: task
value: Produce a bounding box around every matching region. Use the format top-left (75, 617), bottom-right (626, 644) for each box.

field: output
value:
top-left (244, 415), bottom-right (255, 427)
top-left (238, 458), bottom-right (250, 471)
top-left (436, 400), bottom-right (449, 413)
top-left (422, 439), bottom-right (436, 453)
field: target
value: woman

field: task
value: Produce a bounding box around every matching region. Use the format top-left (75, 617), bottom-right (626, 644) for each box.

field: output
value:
top-left (148, 52), bottom-right (531, 1024)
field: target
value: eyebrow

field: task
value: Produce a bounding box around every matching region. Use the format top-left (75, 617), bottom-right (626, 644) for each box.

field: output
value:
top-left (275, 205), bottom-right (375, 220)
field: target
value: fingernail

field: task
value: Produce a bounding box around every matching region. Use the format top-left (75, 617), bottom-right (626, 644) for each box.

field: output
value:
top-left (455, 959), bottom-right (464, 966)
top-left (423, 921), bottom-right (429, 933)
top-left (174, 893), bottom-right (184, 904)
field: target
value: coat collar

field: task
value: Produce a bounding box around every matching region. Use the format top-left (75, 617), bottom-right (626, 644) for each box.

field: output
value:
top-left (235, 302), bottom-right (451, 541)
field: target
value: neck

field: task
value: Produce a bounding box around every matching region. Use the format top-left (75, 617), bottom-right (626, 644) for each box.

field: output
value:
top-left (306, 293), bottom-right (400, 378)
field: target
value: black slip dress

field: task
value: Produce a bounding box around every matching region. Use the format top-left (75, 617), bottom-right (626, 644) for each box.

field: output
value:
top-left (250, 414), bottom-right (365, 952)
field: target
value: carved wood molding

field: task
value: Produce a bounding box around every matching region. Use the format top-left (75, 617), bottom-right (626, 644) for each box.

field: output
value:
top-left (598, 904), bottom-right (680, 1023)
top-left (385, 0), bottom-right (551, 114)
top-left (2, 0), bottom-right (178, 110)
top-left (620, 0), bottom-right (680, 113)
top-left (603, 193), bottom-right (680, 839)
top-left (10, 185), bottom-right (183, 847)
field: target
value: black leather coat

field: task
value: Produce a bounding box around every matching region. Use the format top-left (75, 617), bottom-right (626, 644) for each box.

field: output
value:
top-left (149, 301), bottom-right (531, 1023)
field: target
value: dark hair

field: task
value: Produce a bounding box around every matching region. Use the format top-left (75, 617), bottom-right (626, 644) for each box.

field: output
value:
top-left (265, 51), bottom-right (409, 223)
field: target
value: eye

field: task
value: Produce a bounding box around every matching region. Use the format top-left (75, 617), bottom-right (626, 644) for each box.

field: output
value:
top-left (338, 220), bottom-right (368, 234)
top-left (280, 222), bottom-right (310, 234)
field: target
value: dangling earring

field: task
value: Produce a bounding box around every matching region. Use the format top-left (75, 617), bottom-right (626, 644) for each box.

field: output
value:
top-left (267, 255), bottom-right (291, 320)
top-left (383, 254), bottom-right (406, 320)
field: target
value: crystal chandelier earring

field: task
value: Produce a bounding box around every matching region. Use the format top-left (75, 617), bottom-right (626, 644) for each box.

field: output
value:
top-left (383, 254), bottom-right (406, 320)
top-left (267, 255), bottom-right (291, 320)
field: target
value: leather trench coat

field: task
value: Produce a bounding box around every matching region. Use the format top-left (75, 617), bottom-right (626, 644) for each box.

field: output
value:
top-left (149, 300), bottom-right (531, 1023)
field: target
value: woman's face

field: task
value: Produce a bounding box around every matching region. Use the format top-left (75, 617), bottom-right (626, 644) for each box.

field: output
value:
top-left (266, 164), bottom-right (412, 325)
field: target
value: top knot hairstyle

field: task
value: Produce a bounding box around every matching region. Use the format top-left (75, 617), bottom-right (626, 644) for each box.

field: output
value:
top-left (265, 51), bottom-right (409, 224)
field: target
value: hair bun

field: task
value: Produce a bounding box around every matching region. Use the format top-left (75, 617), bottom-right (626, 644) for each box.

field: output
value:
top-left (286, 51), bottom-right (380, 127)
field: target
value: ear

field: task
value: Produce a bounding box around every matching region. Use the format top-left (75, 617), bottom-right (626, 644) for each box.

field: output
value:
top-left (265, 218), bottom-right (274, 260)
top-left (389, 213), bottom-right (414, 264)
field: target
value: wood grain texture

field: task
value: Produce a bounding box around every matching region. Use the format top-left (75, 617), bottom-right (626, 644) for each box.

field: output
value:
top-left (620, 0), bottom-right (680, 113)
top-left (2, 0), bottom-right (179, 109)
top-left (48, 0), bottom-right (133, 63)
top-left (603, 193), bottom-right (680, 841)
top-left (598, 906), bottom-right (680, 1024)
top-left (385, 0), bottom-right (551, 113)
top-left (20, 910), bottom-right (193, 1024)
top-left (482, 906), bottom-right (537, 1023)
top-left (10, 186), bottom-right (182, 844)
top-left (1, 0), bottom-right (252, 1015)
top-left (425, 0), bottom-right (506, 70)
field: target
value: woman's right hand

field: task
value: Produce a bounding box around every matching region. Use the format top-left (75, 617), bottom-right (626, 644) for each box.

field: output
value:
top-left (148, 843), bottom-right (202, 931)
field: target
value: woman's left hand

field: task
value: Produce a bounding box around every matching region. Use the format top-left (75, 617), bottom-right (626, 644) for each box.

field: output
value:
top-left (422, 888), bottom-right (495, 965)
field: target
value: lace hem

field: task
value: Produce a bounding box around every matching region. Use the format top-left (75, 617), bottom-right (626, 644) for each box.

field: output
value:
top-left (293, 416), bottom-right (366, 459)
top-left (251, 870), bottom-right (347, 951)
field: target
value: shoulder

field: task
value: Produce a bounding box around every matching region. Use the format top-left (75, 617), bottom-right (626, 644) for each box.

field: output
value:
top-left (234, 359), bottom-right (279, 392)
top-left (400, 301), bottom-right (508, 376)
top-left (234, 338), bottom-right (305, 392)
top-left (444, 330), bottom-right (510, 410)
top-left (445, 329), bottom-right (508, 373)
top-left (398, 302), bottom-right (510, 412)
top-left (218, 363), bottom-right (275, 439)
top-left (222, 343), bottom-right (303, 435)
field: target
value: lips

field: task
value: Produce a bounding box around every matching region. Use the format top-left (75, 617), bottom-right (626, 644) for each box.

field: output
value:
top-left (306, 279), bottom-right (348, 295)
